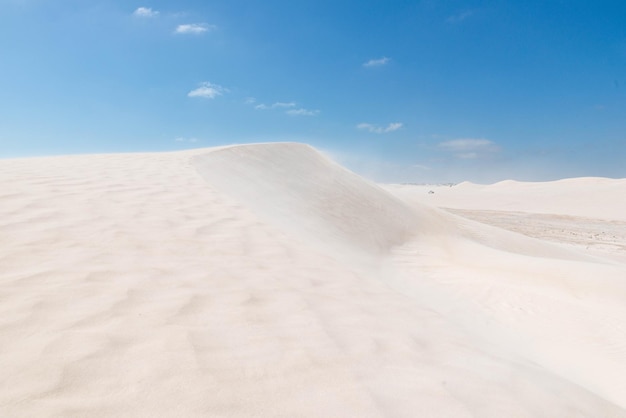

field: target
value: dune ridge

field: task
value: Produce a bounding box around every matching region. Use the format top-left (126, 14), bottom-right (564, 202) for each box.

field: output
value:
top-left (1, 143), bottom-right (625, 417)
top-left (192, 143), bottom-right (423, 258)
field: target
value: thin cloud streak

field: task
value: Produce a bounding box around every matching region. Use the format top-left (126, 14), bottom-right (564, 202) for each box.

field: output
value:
top-left (446, 10), bottom-right (474, 23)
top-left (255, 102), bottom-right (297, 110)
top-left (187, 82), bottom-right (228, 99)
top-left (250, 100), bottom-right (317, 115)
top-left (357, 122), bottom-right (403, 133)
top-left (363, 57), bottom-right (390, 67)
top-left (133, 7), bottom-right (159, 18)
top-left (175, 23), bottom-right (216, 34)
top-left (286, 108), bottom-right (319, 116)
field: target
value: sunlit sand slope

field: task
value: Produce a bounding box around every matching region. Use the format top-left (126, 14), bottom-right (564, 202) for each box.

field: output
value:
top-left (0, 144), bottom-right (624, 417)
top-left (192, 143), bottom-right (423, 257)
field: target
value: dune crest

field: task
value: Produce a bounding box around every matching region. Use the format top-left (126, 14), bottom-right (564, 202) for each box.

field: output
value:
top-left (192, 143), bottom-right (424, 258)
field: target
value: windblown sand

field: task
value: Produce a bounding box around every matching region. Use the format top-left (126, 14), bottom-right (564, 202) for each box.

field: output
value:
top-left (1, 143), bottom-right (625, 417)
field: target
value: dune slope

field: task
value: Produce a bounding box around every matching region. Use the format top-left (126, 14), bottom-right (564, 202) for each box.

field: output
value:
top-left (0, 143), bottom-right (625, 417)
top-left (192, 143), bottom-right (423, 258)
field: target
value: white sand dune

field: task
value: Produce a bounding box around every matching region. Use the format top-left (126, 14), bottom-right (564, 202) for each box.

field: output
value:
top-left (1, 143), bottom-right (625, 417)
top-left (192, 143), bottom-right (421, 260)
top-left (388, 178), bottom-right (626, 221)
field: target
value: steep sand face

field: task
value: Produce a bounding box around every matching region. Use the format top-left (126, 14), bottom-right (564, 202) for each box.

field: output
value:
top-left (191, 143), bottom-right (427, 258)
top-left (1, 144), bottom-right (625, 417)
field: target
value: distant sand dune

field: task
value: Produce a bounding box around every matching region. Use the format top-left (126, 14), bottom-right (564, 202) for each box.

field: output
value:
top-left (1, 143), bottom-right (625, 417)
top-left (391, 178), bottom-right (626, 221)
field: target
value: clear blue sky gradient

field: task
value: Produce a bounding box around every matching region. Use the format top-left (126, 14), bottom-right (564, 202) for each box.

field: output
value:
top-left (1, 0), bottom-right (625, 182)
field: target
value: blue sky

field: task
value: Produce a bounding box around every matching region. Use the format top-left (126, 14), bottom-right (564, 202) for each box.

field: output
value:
top-left (1, 0), bottom-right (625, 182)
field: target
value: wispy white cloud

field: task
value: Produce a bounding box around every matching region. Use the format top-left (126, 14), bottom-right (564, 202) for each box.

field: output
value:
top-left (357, 122), bottom-right (403, 133)
top-left (254, 102), bottom-right (297, 110)
top-left (175, 23), bottom-right (216, 34)
top-left (438, 138), bottom-right (499, 159)
top-left (438, 138), bottom-right (494, 150)
top-left (187, 82), bottom-right (228, 99)
top-left (363, 57), bottom-right (390, 67)
top-left (133, 7), bottom-right (159, 18)
top-left (247, 98), bottom-right (318, 116)
top-left (286, 108), bottom-right (319, 116)
top-left (446, 10), bottom-right (474, 24)
top-left (272, 102), bottom-right (297, 109)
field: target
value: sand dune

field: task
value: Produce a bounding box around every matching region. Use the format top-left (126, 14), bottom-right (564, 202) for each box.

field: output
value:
top-left (1, 143), bottom-right (625, 417)
top-left (387, 178), bottom-right (626, 221)
top-left (192, 143), bottom-right (421, 258)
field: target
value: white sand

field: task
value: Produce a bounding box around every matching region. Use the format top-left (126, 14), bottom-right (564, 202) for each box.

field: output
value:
top-left (386, 178), bottom-right (626, 221)
top-left (1, 143), bottom-right (625, 417)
